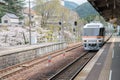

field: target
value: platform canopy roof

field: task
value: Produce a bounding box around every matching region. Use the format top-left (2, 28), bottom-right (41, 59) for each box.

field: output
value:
top-left (88, 0), bottom-right (120, 25)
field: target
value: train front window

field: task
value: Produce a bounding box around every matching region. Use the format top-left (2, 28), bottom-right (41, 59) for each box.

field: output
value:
top-left (83, 28), bottom-right (100, 36)
top-left (99, 28), bottom-right (105, 36)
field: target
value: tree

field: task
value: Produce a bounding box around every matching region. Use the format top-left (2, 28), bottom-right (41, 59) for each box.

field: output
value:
top-left (34, 0), bottom-right (80, 43)
top-left (84, 14), bottom-right (97, 22)
top-left (0, 4), bottom-right (8, 22)
top-left (0, 0), bottom-right (25, 19)
top-left (34, 0), bottom-right (61, 28)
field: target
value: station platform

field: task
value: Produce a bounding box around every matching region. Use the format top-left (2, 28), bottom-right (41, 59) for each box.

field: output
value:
top-left (74, 36), bottom-right (120, 80)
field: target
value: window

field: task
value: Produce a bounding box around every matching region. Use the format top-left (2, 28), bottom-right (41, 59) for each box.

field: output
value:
top-left (4, 20), bottom-right (8, 23)
top-left (83, 28), bottom-right (105, 36)
top-left (99, 28), bottom-right (105, 36)
top-left (83, 28), bottom-right (100, 36)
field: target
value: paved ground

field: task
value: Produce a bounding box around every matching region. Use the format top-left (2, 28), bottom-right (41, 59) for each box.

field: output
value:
top-left (86, 41), bottom-right (112, 80)
top-left (0, 42), bottom-right (80, 51)
top-left (74, 37), bottom-right (114, 80)
top-left (74, 36), bottom-right (120, 80)
top-left (111, 36), bottom-right (120, 80)
top-left (0, 42), bottom-right (59, 51)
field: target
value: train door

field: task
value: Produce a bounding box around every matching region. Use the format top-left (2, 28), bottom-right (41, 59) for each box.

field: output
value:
top-left (117, 26), bottom-right (120, 36)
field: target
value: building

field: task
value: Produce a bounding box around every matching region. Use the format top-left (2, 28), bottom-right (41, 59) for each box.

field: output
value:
top-left (1, 13), bottom-right (19, 27)
top-left (0, 0), bottom-right (6, 4)
top-left (23, 7), bottom-right (42, 27)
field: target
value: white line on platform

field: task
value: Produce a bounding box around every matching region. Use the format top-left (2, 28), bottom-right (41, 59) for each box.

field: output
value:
top-left (113, 38), bottom-right (115, 42)
top-left (109, 70), bottom-right (112, 80)
top-left (112, 50), bottom-right (114, 59)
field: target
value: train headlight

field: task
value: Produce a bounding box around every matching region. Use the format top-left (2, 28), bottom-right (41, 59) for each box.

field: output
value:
top-left (97, 40), bottom-right (102, 42)
top-left (99, 40), bottom-right (102, 42)
top-left (84, 40), bottom-right (87, 42)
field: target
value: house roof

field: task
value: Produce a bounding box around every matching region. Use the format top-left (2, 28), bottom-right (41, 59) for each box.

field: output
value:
top-left (23, 8), bottom-right (36, 16)
top-left (6, 13), bottom-right (19, 19)
top-left (0, 0), bottom-right (6, 4)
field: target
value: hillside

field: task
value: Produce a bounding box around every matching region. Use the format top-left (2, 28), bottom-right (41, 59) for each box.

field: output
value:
top-left (75, 2), bottom-right (98, 18)
top-left (64, 1), bottom-right (79, 10)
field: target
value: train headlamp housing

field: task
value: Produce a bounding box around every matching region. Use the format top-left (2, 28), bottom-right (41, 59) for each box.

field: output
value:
top-left (84, 40), bottom-right (87, 42)
top-left (97, 40), bottom-right (102, 42)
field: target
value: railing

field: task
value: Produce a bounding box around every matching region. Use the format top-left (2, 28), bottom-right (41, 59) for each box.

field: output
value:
top-left (0, 42), bottom-right (67, 69)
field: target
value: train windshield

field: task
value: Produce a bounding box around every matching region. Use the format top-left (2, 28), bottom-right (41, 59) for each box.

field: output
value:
top-left (83, 28), bottom-right (105, 36)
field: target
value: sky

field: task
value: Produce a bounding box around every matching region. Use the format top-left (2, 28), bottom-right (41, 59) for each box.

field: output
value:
top-left (66, 0), bottom-right (87, 5)
top-left (25, 0), bottom-right (88, 7)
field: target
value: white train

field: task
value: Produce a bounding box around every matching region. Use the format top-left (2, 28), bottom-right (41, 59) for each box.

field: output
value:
top-left (82, 22), bottom-right (112, 50)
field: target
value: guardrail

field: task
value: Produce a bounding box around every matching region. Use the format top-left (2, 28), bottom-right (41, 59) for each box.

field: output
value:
top-left (0, 42), bottom-right (67, 69)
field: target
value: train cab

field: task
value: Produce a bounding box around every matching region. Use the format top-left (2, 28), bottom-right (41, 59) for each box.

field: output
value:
top-left (82, 22), bottom-right (105, 50)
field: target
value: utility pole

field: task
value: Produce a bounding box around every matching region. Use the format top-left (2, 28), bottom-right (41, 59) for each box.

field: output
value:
top-left (61, 0), bottom-right (65, 42)
top-left (59, 11), bottom-right (64, 42)
top-left (29, 0), bottom-right (31, 45)
top-left (61, 13), bottom-right (64, 42)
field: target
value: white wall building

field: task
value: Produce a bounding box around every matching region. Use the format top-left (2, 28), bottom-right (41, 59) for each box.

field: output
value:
top-left (0, 0), bottom-right (5, 4)
top-left (1, 13), bottom-right (19, 27)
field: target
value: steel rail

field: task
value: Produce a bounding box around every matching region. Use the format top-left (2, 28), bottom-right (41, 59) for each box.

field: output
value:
top-left (48, 52), bottom-right (95, 80)
top-left (0, 44), bottom-right (82, 79)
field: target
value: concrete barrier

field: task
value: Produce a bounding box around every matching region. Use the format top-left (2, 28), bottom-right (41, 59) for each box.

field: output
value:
top-left (0, 42), bottom-right (67, 69)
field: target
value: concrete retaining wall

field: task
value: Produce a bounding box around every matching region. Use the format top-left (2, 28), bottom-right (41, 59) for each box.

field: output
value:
top-left (0, 42), bottom-right (67, 69)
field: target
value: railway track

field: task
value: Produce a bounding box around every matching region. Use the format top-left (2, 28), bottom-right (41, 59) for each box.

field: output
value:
top-left (48, 52), bottom-right (96, 80)
top-left (0, 43), bottom-right (82, 80)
